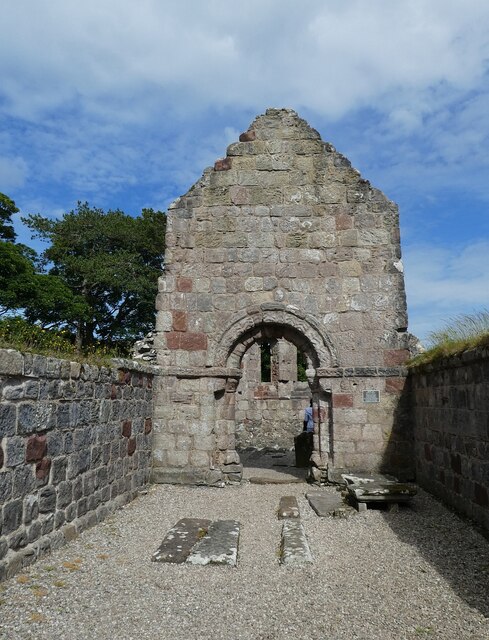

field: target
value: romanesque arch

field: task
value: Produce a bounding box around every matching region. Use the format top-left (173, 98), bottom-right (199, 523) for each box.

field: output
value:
top-left (213, 312), bottom-right (335, 482)
top-left (211, 304), bottom-right (338, 369)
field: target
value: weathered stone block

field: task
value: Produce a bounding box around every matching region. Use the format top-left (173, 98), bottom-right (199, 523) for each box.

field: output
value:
top-left (35, 457), bottom-right (51, 481)
top-left (189, 450), bottom-right (210, 467)
top-left (6, 436), bottom-right (25, 467)
top-left (0, 350), bottom-right (23, 376)
top-left (127, 438), bottom-right (136, 456)
top-left (3, 499), bottom-right (23, 534)
top-left (333, 394), bottom-right (354, 408)
top-left (0, 470), bottom-right (11, 502)
top-left (384, 349), bottom-right (409, 366)
top-left (25, 434), bottom-right (47, 462)
top-left (0, 403), bottom-right (16, 438)
top-left (39, 486), bottom-right (56, 513)
top-left (166, 450), bottom-right (189, 467)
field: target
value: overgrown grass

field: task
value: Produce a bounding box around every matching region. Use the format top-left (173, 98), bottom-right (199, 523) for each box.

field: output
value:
top-left (0, 317), bottom-right (129, 366)
top-left (408, 310), bottom-right (489, 368)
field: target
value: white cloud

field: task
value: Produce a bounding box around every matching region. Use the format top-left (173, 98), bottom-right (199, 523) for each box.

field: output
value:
top-left (1, 1), bottom-right (489, 122)
top-left (404, 241), bottom-right (489, 340)
top-left (0, 156), bottom-right (29, 190)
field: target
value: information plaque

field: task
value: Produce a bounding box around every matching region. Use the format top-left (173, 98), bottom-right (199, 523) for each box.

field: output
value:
top-left (363, 390), bottom-right (380, 403)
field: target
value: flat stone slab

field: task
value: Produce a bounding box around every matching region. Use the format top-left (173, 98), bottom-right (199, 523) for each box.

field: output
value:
top-left (186, 520), bottom-right (240, 567)
top-left (278, 496), bottom-right (300, 519)
top-left (249, 476), bottom-right (302, 484)
top-left (348, 482), bottom-right (417, 503)
top-left (342, 473), bottom-right (397, 485)
top-left (152, 518), bottom-right (211, 563)
top-left (306, 492), bottom-right (350, 517)
top-left (280, 520), bottom-right (313, 565)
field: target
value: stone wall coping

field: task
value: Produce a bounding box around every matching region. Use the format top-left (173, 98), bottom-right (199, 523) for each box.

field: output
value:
top-left (158, 366), bottom-right (243, 379)
top-left (110, 358), bottom-right (161, 375)
top-left (0, 348), bottom-right (157, 379)
top-left (408, 345), bottom-right (489, 374)
top-left (316, 366), bottom-right (408, 378)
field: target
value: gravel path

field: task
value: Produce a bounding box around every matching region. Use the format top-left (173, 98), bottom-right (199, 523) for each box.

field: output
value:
top-left (1, 483), bottom-right (488, 640)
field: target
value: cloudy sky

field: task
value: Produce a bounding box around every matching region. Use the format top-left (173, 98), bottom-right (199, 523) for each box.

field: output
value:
top-left (1, 0), bottom-right (489, 342)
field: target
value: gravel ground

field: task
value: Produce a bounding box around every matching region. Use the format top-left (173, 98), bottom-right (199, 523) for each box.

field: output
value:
top-left (1, 483), bottom-right (488, 640)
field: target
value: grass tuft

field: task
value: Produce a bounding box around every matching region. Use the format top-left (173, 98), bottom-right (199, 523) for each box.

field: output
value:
top-left (408, 310), bottom-right (489, 368)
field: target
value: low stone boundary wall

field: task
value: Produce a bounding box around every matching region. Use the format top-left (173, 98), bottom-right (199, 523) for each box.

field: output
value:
top-left (411, 347), bottom-right (489, 533)
top-left (0, 349), bottom-right (156, 580)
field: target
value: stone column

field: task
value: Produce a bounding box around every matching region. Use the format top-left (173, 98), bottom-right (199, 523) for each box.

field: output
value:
top-left (272, 339), bottom-right (298, 383)
top-left (214, 378), bottom-right (242, 483)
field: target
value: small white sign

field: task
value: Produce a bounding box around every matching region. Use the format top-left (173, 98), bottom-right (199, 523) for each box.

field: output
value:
top-left (363, 390), bottom-right (380, 403)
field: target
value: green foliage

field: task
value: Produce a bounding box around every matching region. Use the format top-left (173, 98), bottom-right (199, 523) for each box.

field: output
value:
top-left (0, 239), bottom-right (79, 320)
top-left (408, 310), bottom-right (489, 367)
top-left (23, 202), bottom-right (166, 349)
top-left (297, 349), bottom-right (308, 382)
top-left (0, 192), bottom-right (18, 241)
top-left (0, 317), bottom-right (127, 364)
top-left (0, 241), bottom-right (36, 313)
top-left (0, 317), bottom-right (75, 355)
top-left (0, 193), bottom-right (78, 320)
top-left (260, 341), bottom-right (272, 381)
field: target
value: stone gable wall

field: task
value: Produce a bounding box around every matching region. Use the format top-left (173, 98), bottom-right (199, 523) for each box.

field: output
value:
top-left (153, 108), bottom-right (413, 483)
top-left (411, 348), bottom-right (489, 533)
top-left (0, 349), bottom-right (155, 580)
top-left (156, 109), bottom-right (408, 370)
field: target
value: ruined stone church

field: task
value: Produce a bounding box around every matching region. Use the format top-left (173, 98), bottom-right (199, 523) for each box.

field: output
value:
top-left (152, 108), bottom-right (413, 485)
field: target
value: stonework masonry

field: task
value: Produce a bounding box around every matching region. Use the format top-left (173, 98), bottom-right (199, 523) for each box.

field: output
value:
top-left (1, 109), bottom-right (487, 578)
top-left (153, 108), bottom-right (414, 484)
top-left (411, 347), bottom-right (489, 534)
top-left (0, 349), bottom-right (155, 580)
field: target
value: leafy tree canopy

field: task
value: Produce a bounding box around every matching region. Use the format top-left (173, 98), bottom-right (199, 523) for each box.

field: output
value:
top-left (23, 202), bottom-right (166, 349)
top-left (0, 239), bottom-right (81, 320)
top-left (0, 192), bottom-right (19, 241)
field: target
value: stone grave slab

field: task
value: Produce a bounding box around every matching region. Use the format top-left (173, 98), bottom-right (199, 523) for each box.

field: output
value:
top-left (186, 520), bottom-right (240, 567)
top-left (306, 492), bottom-right (350, 517)
top-left (152, 518), bottom-right (211, 564)
top-left (347, 482), bottom-right (417, 512)
top-left (278, 496), bottom-right (300, 519)
top-left (341, 472), bottom-right (397, 485)
top-left (280, 520), bottom-right (312, 565)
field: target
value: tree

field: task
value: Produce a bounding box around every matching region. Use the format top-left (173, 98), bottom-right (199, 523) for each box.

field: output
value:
top-left (0, 193), bottom-right (81, 320)
top-left (0, 193), bottom-right (36, 315)
top-left (0, 192), bottom-right (18, 241)
top-left (24, 202), bottom-right (166, 350)
top-left (0, 233), bottom-right (81, 320)
top-left (0, 241), bottom-right (37, 314)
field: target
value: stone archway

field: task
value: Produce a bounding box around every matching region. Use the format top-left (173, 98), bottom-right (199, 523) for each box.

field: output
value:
top-left (210, 304), bottom-right (338, 369)
top-left (212, 312), bottom-right (334, 482)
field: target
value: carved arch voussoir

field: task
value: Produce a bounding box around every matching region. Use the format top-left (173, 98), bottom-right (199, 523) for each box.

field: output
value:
top-left (209, 304), bottom-right (338, 369)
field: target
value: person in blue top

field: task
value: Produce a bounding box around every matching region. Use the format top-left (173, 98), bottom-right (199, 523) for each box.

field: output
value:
top-left (303, 400), bottom-right (314, 433)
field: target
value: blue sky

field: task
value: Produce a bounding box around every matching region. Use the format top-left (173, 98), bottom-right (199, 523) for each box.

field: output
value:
top-left (1, 0), bottom-right (489, 343)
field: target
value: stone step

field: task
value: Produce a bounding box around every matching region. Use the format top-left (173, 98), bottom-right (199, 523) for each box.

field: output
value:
top-left (249, 476), bottom-right (303, 484)
top-left (280, 520), bottom-right (313, 565)
top-left (152, 518), bottom-right (211, 564)
top-left (186, 520), bottom-right (240, 567)
top-left (306, 491), bottom-right (349, 517)
top-left (278, 496), bottom-right (300, 519)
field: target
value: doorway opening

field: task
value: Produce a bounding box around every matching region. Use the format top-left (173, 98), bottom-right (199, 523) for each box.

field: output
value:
top-left (235, 335), bottom-right (314, 482)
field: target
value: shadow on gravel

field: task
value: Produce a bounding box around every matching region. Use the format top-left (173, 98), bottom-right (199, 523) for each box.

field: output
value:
top-left (238, 447), bottom-right (306, 482)
top-left (382, 493), bottom-right (489, 618)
